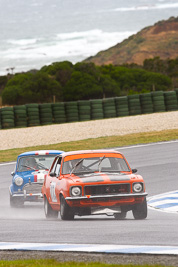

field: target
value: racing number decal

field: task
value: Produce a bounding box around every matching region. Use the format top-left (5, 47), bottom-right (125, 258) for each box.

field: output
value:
top-left (50, 182), bottom-right (57, 202)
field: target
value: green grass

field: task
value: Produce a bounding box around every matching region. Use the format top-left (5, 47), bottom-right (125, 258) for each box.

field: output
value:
top-left (0, 260), bottom-right (173, 267)
top-left (0, 129), bottom-right (178, 163)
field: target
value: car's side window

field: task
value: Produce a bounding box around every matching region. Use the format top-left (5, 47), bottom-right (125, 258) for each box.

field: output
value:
top-left (56, 157), bottom-right (62, 177)
top-left (114, 158), bottom-right (130, 171)
top-left (50, 157), bottom-right (62, 176)
top-left (50, 158), bottom-right (58, 175)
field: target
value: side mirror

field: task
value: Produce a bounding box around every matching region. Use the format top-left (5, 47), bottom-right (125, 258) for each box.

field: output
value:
top-left (11, 172), bottom-right (15, 176)
top-left (132, 169), bottom-right (137, 174)
top-left (49, 172), bottom-right (56, 177)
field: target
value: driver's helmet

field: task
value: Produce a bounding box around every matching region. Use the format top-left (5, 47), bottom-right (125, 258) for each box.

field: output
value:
top-left (24, 157), bottom-right (38, 168)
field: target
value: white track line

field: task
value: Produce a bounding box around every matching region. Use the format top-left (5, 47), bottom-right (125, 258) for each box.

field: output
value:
top-left (116, 140), bottom-right (178, 150)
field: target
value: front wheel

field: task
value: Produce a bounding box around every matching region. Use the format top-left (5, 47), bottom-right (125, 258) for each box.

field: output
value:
top-left (132, 198), bottom-right (147, 219)
top-left (60, 195), bottom-right (74, 220)
top-left (44, 196), bottom-right (58, 218)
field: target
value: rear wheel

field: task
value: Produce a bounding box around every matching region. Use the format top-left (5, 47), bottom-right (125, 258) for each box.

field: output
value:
top-left (114, 211), bottom-right (127, 220)
top-left (132, 198), bottom-right (147, 219)
top-left (60, 195), bottom-right (74, 220)
top-left (44, 196), bottom-right (58, 218)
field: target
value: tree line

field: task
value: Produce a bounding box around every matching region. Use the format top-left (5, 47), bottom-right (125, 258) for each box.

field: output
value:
top-left (1, 57), bottom-right (177, 105)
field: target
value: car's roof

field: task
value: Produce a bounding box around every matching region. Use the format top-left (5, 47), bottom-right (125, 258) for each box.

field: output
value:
top-left (18, 150), bottom-right (64, 157)
top-left (61, 150), bottom-right (122, 157)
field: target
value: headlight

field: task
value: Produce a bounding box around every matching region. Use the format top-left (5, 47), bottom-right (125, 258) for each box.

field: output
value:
top-left (14, 177), bottom-right (23, 186)
top-left (133, 183), bottom-right (143, 193)
top-left (71, 186), bottom-right (81, 197)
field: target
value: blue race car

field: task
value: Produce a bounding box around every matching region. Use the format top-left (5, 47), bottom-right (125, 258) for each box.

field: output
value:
top-left (9, 150), bottom-right (64, 207)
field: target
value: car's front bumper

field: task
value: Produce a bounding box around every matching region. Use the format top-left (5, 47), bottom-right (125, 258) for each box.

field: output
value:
top-left (66, 192), bottom-right (148, 200)
top-left (9, 187), bottom-right (43, 202)
top-left (65, 192), bottom-right (148, 208)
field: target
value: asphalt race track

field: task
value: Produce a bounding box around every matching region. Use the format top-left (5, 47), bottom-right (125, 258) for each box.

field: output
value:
top-left (0, 141), bottom-right (178, 249)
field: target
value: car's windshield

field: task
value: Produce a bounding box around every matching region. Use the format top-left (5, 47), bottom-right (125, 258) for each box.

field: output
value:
top-left (62, 155), bottom-right (130, 175)
top-left (17, 155), bottom-right (57, 172)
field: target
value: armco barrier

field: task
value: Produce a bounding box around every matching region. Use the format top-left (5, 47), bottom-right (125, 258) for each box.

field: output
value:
top-left (0, 90), bottom-right (178, 129)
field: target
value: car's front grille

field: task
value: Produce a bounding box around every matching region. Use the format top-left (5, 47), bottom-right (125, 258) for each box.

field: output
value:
top-left (84, 184), bottom-right (130, 196)
top-left (23, 183), bottom-right (42, 194)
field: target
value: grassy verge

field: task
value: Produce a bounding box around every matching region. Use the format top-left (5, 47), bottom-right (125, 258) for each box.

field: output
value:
top-left (0, 260), bottom-right (173, 267)
top-left (0, 129), bottom-right (178, 163)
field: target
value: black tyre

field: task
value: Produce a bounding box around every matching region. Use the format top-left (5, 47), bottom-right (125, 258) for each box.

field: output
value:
top-left (14, 105), bottom-right (26, 111)
top-left (53, 110), bottom-right (66, 116)
top-left (117, 111), bottom-right (129, 117)
top-left (115, 96), bottom-right (128, 105)
top-left (1, 107), bottom-right (13, 112)
top-left (116, 107), bottom-right (129, 112)
top-left (0, 111), bottom-right (14, 116)
top-left (79, 115), bottom-right (91, 121)
top-left (28, 115), bottom-right (40, 120)
top-left (151, 91), bottom-right (164, 97)
top-left (132, 198), bottom-right (147, 219)
top-left (2, 122), bottom-right (15, 129)
top-left (60, 195), bottom-right (74, 220)
top-left (153, 106), bottom-right (166, 112)
top-left (54, 118), bottom-right (66, 123)
top-left (40, 114), bottom-right (53, 120)
top-left (26, 103), bottom-right (39, 108)
top-left (91, 113), bottom-right (104, 119)
top-left (1, 118), bottom-right (15, 123)
top-left (39, 103), bottom-right (52, 109)
top-left (114, 211), bottom-right (127, 220)
top-left (128, 95), bottom-right (140, 101)
top-left (44, 196), bottom-right (58, 218)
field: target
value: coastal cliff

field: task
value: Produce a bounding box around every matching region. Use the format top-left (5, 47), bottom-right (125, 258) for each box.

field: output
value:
top-left (85, 17), bottom-right (178, 65)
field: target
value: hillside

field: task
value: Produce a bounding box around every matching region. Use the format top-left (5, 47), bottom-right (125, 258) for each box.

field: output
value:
top-left (84, 17), bottom-right (178, 66)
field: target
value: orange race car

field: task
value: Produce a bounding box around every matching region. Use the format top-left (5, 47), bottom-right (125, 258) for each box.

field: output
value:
top-left (42, 150), bottom-right (148, 220)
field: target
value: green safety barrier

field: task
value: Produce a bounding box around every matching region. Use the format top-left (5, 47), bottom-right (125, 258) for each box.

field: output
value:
top-left (0, 90), bottom-right (178, 129)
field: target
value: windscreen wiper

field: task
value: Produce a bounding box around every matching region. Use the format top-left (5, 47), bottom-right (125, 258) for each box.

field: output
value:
top-left (21, 164), bottom-right (36, 170)
top-left (98, 155), bottom-right (105, 172)
top-left (37, 162), bottom-right (47, 169)
top-left (70, 159), bottom-right (84, 176)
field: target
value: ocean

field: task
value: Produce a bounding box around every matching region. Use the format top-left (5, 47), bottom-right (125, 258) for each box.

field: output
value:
top-left (0, 0), bottom-right (178, 75)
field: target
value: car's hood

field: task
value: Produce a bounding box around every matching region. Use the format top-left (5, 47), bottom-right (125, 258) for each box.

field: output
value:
top-left (15, 170), bottom-right (48, 184)
top-left (70, 172), bottom-right (132, 183)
